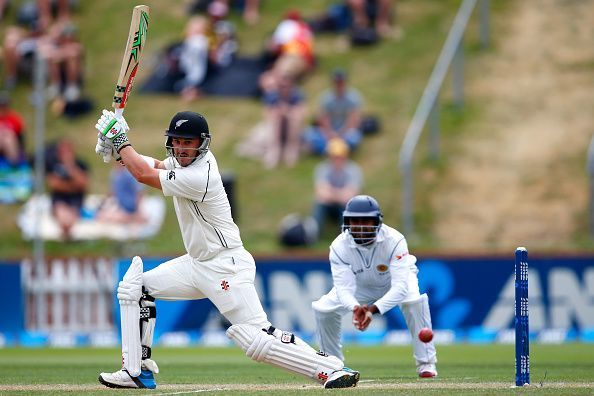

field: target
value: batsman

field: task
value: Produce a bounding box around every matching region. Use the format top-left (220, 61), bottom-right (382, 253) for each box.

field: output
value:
top-left (93, 110), bottom-right (360, 389)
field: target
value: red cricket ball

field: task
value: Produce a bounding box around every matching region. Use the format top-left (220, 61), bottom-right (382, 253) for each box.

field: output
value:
top-left (418, 327), bottom-right (434, 343)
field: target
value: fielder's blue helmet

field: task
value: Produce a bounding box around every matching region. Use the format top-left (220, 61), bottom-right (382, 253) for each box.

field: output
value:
top-left (342, 195), bottom-right (383, 245)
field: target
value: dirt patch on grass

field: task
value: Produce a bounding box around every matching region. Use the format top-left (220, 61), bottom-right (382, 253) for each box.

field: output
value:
top-left (432, 0), bottom-right (594, 251)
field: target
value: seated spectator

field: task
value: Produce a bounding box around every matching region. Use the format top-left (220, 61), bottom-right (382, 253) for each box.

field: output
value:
top-left (175, 16), bottom-right (211, 101)
top-left (45, 138), bottom-right (89, 240)
top-left (303, 69), bottom-right (363, 155)
top-left (97, 163), bottom-right (146, 224)
top-left (347, 0), bottom-right (395, 39)
top-left (3, 0), bottom-right (75, 90)
top-left (204, 2), bottom-right (238, 68)
top-left (212, 20), bottom-right (238, 68)
top-left (0, 0), bottom-right (9, 21)
top-left (188, 0), bottom-right (260, 25)
top-left (36, 0), bottom-right (73, 31)
top-left (2, 21), bottom-right (46, 90)
top-left (0, 92), bottom-right (26, 166)
top-left (311, 138), bottom-right (363, 235)
top-left (262, 74), bottom-right (306, 169)
top-left (259, 10), bottom-right (315, 93)
top-left (38, 19), bottom-right (84, 103)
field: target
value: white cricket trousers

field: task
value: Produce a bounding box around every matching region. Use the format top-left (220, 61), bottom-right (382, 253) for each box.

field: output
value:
top-left (142, 247), bottom-right (270, 328)
top-left (312, 270), bottom-right (437, 367)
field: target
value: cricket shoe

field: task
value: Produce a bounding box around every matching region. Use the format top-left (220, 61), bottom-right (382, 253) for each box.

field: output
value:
top-left (324, 367), bottom-right (360, 389)
top-left (98, 359), bottom-right (158, 389)
top-left (417, 363), bottom-right (438, 378)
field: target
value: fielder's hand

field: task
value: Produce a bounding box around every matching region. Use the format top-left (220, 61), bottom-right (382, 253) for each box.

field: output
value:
top-left (95, 109), bottom-right (131, 154)
top-left (352, 305), bottom-right (372, 331)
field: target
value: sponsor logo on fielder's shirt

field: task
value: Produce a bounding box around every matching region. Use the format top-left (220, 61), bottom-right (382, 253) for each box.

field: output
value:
top-left (167, 170), bottom-right (176, 180)
top-left (376, 264), bottom-right (389, 272)
top-left (221, 280), bottom-right (229, 291)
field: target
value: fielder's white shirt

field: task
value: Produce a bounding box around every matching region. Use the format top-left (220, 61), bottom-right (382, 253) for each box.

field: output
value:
top-left (159, 151), bottom-right (242, 261)
top-left (328, 224), bottom-right (418, 314)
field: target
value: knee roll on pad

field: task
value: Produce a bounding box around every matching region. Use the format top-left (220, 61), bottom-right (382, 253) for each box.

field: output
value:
top-left (227, 324), bottom-right (344, 384)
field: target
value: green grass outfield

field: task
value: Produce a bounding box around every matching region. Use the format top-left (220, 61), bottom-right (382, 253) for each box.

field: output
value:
top-left (0, 344), bottom-right (593, 395)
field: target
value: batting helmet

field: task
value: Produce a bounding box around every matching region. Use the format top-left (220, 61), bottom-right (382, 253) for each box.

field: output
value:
top-left (342, 195), bottom-right (383, 245)
top-left (165, 111), bottom-right (211, 164)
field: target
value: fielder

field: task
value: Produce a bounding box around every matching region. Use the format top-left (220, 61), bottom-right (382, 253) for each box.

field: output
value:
top-left (312, 195), bottom-right (438, 378)
top-left (93, 110), bottom-right (360, 389)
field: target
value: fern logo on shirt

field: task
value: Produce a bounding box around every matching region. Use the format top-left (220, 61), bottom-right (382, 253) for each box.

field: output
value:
top-left (376, 264), bottom-right (389, 272)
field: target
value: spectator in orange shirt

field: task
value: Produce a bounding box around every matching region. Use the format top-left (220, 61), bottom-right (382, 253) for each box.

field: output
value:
top-left (260, 10), bottom-right (315, 93)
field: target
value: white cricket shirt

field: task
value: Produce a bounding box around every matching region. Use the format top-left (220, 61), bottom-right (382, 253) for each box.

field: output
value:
top-left (159, 151), bottom-right (242, 261)
top-left (328, 224), bottom-right (418, 314)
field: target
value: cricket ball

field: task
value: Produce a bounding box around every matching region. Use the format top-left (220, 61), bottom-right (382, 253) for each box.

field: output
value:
top-left (418, 327), bottom-right (434, 343)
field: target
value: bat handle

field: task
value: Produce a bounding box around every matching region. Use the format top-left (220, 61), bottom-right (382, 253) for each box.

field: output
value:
top-left (114, 107), bottom-right (124, 118)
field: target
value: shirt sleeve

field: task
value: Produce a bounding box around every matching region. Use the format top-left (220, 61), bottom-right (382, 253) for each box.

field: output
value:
top-left (159, 162), bottom-right (211, 201)
top-left (373, 237), bottom-right (414, 314)
top-left (348, 89), bottom-right (363, 109)
top-left (345, 162), bottom-right (363, 189)
top-left (329, 246), bottom-right (359, 311)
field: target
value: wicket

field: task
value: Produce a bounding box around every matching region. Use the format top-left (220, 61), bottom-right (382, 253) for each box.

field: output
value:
top-left (514, 247), bottom-right (530, 386)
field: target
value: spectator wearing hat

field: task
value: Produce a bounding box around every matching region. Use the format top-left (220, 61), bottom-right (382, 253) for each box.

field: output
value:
top-left (0, 92), bottom-right (26, 166)
top-left (311, 137), bottom-right (363, 236)
top-left (303, 69), bottom-right (363, 155)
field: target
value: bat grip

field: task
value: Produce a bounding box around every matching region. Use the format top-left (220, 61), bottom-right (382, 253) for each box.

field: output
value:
top-left (114, 107), bottom-right (124, 118)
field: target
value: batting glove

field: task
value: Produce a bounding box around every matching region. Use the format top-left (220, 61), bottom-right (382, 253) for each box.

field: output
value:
top-left (95, 109), bottom-right (131, 154)
top-left (95, 133), bottom-right (115, 162)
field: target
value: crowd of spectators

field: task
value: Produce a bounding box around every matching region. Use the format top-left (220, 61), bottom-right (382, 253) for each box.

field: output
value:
top-left (1, 1), bottom-right (395, 243)
top-left (3, 0), bottom-right (85, 107)
top-left (138, 1), bottom-right (391, 240)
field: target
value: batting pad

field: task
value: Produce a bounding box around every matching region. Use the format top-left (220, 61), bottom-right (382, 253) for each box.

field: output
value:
top-left (227, 324), bottom-right (343, 384)
top-left (120, 256), bottom-right (144, 377)
top-left (400, 293), bottom-right (437, 365)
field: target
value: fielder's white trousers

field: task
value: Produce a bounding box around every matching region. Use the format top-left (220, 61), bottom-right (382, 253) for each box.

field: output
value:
top-left (142, 247), bottom-right (270, 328)
top-left (312, 270), bottom-right (437, 367)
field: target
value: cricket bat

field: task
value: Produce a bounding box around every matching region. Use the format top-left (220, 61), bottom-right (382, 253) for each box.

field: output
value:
top-left (112, 4), bottom-right (150, 116)
top-left (102, 5), bottom-right (149, 162)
